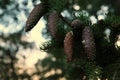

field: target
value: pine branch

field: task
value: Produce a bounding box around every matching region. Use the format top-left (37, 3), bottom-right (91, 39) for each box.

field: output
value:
top-left (59, 13), bottom-right (71, 26)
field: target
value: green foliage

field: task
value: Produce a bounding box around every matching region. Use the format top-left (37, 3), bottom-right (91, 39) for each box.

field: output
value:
top-left (45, 0), bottom-right (68, 12)
top-left (40, 11), bottom-right (120, 80)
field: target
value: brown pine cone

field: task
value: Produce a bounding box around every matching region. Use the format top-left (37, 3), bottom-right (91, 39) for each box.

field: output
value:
top-left (48, 11), bottom-right (59, 38)
top-left (71, 19), bottom-right (83, 29)
top-left (25, 2), bottom-right (48, 32)
top-left (82, 26), bottom-right (96, 60)
top-left (64, 31), bottom-right (73, 62)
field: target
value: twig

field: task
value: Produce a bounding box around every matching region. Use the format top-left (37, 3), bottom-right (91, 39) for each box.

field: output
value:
top-left (113, 71), bottom-right (117, 80)
top-left (59, 13), bottom-right (71, 26)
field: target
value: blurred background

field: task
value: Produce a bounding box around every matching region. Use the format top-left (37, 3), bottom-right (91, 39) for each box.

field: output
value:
top-left (0, 0), bottom-right (50, 80)
top-left (0, 0), bottom-right (120, 80)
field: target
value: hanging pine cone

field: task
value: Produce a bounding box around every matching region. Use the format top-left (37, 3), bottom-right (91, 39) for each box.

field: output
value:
top-left (71, 19), bottom-right (84, 41)
top-left (48, 11), bottom-right (59, 38)
top-left (25, 2), bottom-right (48, 32)
top-left (82, 26), bottom-right (96, 60)
top-left (64, 31), bottom-right (73, 62)
top-left (71, 19), bottom-right (83, 29)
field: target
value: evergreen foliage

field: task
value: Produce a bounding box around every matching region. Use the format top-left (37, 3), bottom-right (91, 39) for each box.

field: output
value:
top-left (37, 0), bottom-right (120, 80)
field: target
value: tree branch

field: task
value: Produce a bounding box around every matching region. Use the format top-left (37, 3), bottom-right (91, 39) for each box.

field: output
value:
top-left (59, 13), bottom-right (71, 26)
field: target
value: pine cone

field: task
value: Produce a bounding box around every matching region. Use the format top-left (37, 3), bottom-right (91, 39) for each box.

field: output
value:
top-left (64, 31), bottom-right (73, 62)
top-left (25, 2), bottom-right (48, 32)
top-left (82, 26), bottom-right (96, 60)
top-left (71, 19), bottom-right (84, 41)
top-left (71, 19), bottom-right (83, 29)
top-left (48, 11), bottom-right (59, 38)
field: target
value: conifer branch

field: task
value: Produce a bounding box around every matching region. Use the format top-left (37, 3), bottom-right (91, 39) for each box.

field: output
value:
top-left (59, 13), bottom-right (71, 26)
